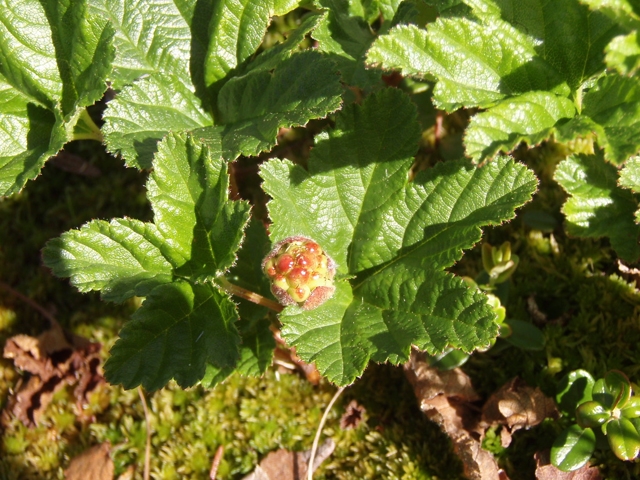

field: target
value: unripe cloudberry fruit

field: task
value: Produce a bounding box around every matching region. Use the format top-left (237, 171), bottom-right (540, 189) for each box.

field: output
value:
top-left (262, 236), bottom-right (336, 310)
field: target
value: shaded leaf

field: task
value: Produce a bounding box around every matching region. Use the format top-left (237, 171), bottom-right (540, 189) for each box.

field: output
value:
top-left (216, 50), bottom-right (343, 160)
top-left (312, 0), bottom-right (382, 88)
top-left (105, 281), bottom-right (240, 390)
top-left (555, 153), bottom-right (640, 262)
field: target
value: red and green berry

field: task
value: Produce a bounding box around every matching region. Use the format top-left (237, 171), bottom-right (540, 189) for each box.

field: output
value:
top-left (262, 236), bottom-right (336, 310)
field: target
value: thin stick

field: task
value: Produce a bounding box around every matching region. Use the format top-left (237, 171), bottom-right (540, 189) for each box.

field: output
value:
top-left (0, 281), bottom-right (58, 325)
top-left (217, 278), bottom-right (283, 312)
top-left (138, 387), bottom-right (152, 480)
top-left (209, 445), bottom-right (224, 480)
top-left (307, 387), bottom-right (345, 480)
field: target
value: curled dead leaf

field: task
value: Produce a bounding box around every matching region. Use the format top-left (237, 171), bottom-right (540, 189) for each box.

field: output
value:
top-left (3, 321), bottom-right (104, 426)
top-left (340, 399), bottom-right (365, 430)
top-left (482, 378), bottom-right (559, 447)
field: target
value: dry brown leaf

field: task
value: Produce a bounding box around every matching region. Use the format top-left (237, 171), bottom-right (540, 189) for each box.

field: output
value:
top-left (534, 450), bottom-right (602, 480)
top-left (340, 399), bottom-right (365, 430)
top-left (65, 442), bottom-right (113, 480)
top-left (482, 378), bottom-right (559, 447)
top-left (3, 321), bottom-right (104, 426)
top-left (242, 439), bottom-right (335, 480)
top-left (405, 350), bottom-right (507, 480)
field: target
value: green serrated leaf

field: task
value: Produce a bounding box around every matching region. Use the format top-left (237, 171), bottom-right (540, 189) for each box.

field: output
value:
top-left (366, 18), bottom-right (567, 111)
top-left (45, 133), bottom-right (251, 389)
top-left (104, 281), bottom-right (241, 391)
top-left (555, 153), bottom-right (640, 262)
top-left (262, 89), bottom-right (537, 385)
top-left (0, 0), bottom-right (113, 195)
top-left (0, 81), bottom-right (59, 197)
top-left (42, 218), bottom-right (175, 303)
top-left (465, 91), bottom-right (575, 162)
top-left (201, 317), bottom-right (275, 388)
top-left (88, 0), bottom-right (193, 89)
top-left (580, 73), bottom-right (640, 165)
top-left (216, 51), bottom-right (343, 160)
top-left (147, 133), bottom-right (250, 280)
top-left (103, 74), bottom-right (214, 169)
top-left (204, 0), bottom-right (301, 90)
top-left (312, 0), bottom-right (382, 88)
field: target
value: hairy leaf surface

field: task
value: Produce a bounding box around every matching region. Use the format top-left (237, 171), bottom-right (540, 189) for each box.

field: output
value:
top-left (261, 89), bottom-right (537, 385)
top-left (555, 153), bottom-right (640, 262)
top-left (44, 133), bottom-right (251, 389)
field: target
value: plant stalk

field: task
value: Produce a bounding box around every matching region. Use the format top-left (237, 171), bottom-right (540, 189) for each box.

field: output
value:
top-left (307, 386), bottom-right (345, 480)
top-left (217, 277), bottom-right (283, 312)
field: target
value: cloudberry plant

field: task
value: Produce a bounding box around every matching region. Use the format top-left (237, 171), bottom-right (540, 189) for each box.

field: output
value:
top-left (262, 236), bottom-right (336, 310)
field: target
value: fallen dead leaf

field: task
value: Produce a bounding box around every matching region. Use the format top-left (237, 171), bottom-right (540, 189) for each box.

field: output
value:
top-left (65, 442), bottom-right (113, 480)
top-left (340, 399), bottom-right (365, 430)
top-left (482, 378), bottom-right (559, 447)
top-left (242, 439), bottom-right (335, 480)
top-left (3, 320), bottom-right (104, 426)
top-left (535, 450), bottom-right (602, 480)
top-left (405, 349), bottom-right (507, 480)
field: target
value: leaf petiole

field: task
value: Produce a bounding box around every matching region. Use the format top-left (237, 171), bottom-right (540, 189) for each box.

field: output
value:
top-left (217, 277), bottom-right (283, 312)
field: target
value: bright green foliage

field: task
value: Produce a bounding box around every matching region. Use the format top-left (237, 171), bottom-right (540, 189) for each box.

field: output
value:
top-left (99, 0), bottom-right (342, 169)
top-left (261, 89), bottom-right (537, 385)
top-left (0, 0), bottom-right (114, 196)
top-left (367, 0), bottom-right (633, 163)
top-left (555, 153), bottom-right (640, 262)
top-left (43, 133), bottom-right (251, 390)
top-left (465, 92), bottom-right (575, 161)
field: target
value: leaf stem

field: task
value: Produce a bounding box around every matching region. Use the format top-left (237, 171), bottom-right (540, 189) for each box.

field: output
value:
top-left (216, 277), bottom-right (283, 312)
top-left (308, 386), bottom-right (345, 480)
